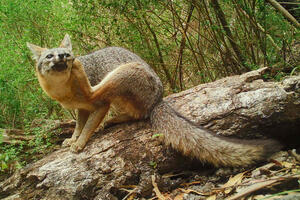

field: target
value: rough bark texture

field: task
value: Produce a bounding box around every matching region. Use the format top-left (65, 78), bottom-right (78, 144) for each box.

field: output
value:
top-left (166, 68), bottom-right (300, 140)
top-left (1, 68), bottom-right (300, 199)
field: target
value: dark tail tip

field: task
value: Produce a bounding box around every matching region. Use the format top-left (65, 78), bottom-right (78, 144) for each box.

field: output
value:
top-left (262, 139), bottom-right (283, 157)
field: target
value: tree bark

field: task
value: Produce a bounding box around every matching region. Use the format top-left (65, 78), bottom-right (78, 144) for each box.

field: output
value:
top-left (1, 68), bottom-right (300, 199)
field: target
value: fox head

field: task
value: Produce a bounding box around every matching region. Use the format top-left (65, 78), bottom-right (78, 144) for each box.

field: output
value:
top-left (27, 34), bottom-right (74, 77)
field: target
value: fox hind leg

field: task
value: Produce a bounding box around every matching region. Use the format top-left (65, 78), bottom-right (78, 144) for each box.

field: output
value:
top-left (104, 113), bottom-right (135, 128)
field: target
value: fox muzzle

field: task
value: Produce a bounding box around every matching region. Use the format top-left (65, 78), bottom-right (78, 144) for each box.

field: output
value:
top-left (52, 62), bottom-right (68, 71)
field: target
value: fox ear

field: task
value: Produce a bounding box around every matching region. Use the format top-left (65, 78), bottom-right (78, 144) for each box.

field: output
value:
top-left (60, 34), bottom-right (72, 51)
top-left (27, 43), bottom-right (46, 61)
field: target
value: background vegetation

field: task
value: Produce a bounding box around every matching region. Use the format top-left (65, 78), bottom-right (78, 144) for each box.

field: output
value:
top-left (0, 0), bottom-right (299, 174)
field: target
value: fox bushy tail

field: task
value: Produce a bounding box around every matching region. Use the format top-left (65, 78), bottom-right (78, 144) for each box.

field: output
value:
top-left (150, 101), bottom-right (281, 167)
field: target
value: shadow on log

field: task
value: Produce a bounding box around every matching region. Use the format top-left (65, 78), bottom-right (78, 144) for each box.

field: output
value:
top-left (1, 68), bottom-right (300, 199)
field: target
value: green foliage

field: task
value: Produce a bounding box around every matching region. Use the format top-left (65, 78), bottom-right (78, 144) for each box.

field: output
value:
top-left (0, 0), bottom-right (73, 128)
top-left (0, 121), bottom-right (57, 175)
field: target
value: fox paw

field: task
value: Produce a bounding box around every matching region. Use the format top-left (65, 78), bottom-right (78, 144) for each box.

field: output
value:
top-left (62, 138), bottom-right (76, 147)
top-left (70, 142), bottom-right (85, 153)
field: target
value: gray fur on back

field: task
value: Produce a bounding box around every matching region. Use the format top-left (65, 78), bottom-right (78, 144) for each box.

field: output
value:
top-left (77, 47), bottom-right (148, 86)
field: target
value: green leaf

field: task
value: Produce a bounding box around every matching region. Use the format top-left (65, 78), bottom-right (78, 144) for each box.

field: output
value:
top-left (152, 133), bottom-right (163, 139)
top-left (149, 161), bottom-right (157, 169)
top-left (1, 161), bottom-right (8, 171)
top-left (290, 65), bottom-right (300, 76)
top-left (4, 154), bottom-right (9, 162)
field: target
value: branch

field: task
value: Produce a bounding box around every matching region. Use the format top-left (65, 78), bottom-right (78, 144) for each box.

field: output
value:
top-left (266, 0), bottom-right (300, 28)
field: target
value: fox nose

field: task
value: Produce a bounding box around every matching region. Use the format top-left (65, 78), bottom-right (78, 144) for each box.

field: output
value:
top-left (58, 54), bottom-right (65, 60)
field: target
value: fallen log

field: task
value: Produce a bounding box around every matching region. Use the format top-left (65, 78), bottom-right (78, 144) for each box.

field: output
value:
top-left (1, 68), bottom-right (299, 199)
top-left (0, 129), bottom-right (34, 145)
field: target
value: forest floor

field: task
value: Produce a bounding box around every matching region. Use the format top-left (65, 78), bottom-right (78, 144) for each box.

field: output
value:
top-left (1, 119), bottom-right (300, 200)
top-left (156, 150), bottom-right (300, 200)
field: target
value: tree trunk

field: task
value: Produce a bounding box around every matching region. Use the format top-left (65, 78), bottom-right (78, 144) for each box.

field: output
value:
top-left (1, 68), bottom-right (300, 199)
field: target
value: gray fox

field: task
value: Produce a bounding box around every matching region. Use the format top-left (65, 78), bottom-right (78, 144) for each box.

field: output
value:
top-left (27, 34), bottom-right (281, 167)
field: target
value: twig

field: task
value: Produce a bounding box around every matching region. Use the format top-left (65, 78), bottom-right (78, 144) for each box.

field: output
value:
top-left (289, 149), bottom-right (300, 162)
top-left (152, 175), bottom-right (165, 200)
top-left (266, 0), bottom-right (300, 28)
top-left (237, 6), bottom-right (281, 52)
top-left (121, 187), bottom-right (137, 200)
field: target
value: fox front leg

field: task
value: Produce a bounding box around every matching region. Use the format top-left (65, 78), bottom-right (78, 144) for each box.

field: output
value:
top-left (70, 103), bottom-right (110, 153)
top-left (62, 109), bottom-right (90, 147)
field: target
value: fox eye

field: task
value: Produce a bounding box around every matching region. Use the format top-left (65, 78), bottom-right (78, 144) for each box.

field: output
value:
top-left (46, 54), bottom-right (54, 59)
top-left (64, 53), bottom-right (71, 57)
